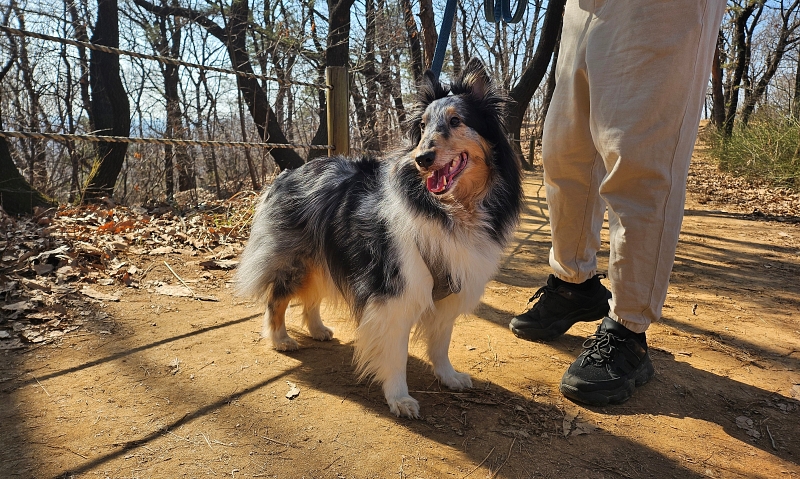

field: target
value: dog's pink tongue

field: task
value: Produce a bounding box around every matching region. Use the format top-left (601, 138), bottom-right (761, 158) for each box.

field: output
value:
top-left (426, 170), bottom-right (445, 193)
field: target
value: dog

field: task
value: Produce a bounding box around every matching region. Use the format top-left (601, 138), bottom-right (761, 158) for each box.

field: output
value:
top-left (235, 58), bottom-right (522, 418)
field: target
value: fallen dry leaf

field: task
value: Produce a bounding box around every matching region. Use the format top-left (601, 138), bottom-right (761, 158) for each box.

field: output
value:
top-left (149, 246), bottom-right (174, 255)
top-left (286, 381), bottom-right (301, 400)
top-left (199, 259), bottom-right (238, 270)
top-left (155, 284), bottom-right (193, 297)
top-left (81, 286), bottom-right (120, 302)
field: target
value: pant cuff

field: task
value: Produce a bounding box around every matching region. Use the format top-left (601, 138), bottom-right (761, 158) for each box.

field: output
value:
top-left (607, 312), bottom-right (650, 334)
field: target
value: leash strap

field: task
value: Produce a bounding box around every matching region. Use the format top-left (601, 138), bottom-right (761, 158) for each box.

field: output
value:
top-left (430, 0), bottom-right (526, 80)
top-left (430, 0), bottom-right (459, 79)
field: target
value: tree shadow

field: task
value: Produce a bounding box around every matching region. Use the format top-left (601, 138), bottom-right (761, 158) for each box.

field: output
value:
top-left (514, 321), bottom-right (799, 466)
top-left (684, 207), bottom-right (800, 225)
top-left (475, 296), bottom-right (799, 460)
top-left (0, 307), bottom-right (714, 479)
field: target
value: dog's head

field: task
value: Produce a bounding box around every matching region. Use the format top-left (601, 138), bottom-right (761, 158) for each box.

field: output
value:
top-left (406, 58), bottom-right (514, 207)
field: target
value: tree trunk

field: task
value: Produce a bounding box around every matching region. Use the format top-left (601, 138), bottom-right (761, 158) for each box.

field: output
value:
top-left (418, 0), bottom-right (437, 69)
top-left (793, 44), bottom-right (800, 119)
top-left (0, 136), bottom-right (56, 215)
top-left (15, 14), bottom-right (48, 189)
top-left (507, 0), bottom-right (566, 157)
top-left (156, 14), bottom-right (195, 194)
top-left (362, 0), bottom-right (381, 151)
top-left (68, 0), bottom-right (93, 130)
top-left (710, 34), bottom-right (725, 129)
top-left (400, 0), bottom-right (424, 82)
top-left (527, 36), bottom-right (560, 170)
top-left (450, 11), bottom-right (462, 77)
top-left (723, 2), bottom-right (757, 137)
top-left (83, 0), bottom-right (131, 201)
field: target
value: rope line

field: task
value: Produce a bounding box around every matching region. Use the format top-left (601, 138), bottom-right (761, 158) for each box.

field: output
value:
top-left (0, 131), bottom-right (332, 150)
top-left (0, 26), bottom-right (327, 90)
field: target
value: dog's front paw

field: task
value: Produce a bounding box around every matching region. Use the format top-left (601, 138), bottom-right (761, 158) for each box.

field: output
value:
top-left (270, 335), bottom-right (300, 351)
top-left (387, 395), bottom-right (420, 419)
top-left (438, 371), bottom-right (473, 391)
top-left (308, 324), bottom-right (334, 341)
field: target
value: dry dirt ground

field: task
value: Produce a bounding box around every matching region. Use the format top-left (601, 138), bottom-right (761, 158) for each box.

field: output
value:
top-left (1, 148), bottom-right (799, 478)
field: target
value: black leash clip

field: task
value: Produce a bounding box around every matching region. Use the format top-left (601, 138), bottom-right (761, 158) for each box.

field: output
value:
top-left (484, 0), bottom-right (526, 24)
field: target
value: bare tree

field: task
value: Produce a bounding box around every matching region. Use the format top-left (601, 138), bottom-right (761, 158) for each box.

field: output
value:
top-left (722, 1), bottom-right (762, 136)
top-left (507, 0), bottom-right (566, 164)
top-left (739, 0), bottom-right (800, 125)
top-left (793, 43), bottom-right (800, 117)
top-left (418, 0), bottom-right (437, 68)
top-left (133, 0), bottom-right (306, 171)
top-left (0, 10), bottom-right (54, 214)
top-left (400, 0), bottom-right (424, 81)
top-left (83, 0), bottom-right (132, 201)
top-left (711, 33), bottom-right (727, 128)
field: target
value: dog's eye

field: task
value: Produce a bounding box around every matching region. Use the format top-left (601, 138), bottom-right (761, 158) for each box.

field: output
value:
top-left (450, 117), bottom-right (461, 127)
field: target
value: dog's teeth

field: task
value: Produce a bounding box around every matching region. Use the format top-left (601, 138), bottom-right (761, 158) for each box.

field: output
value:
top-left (442, 177), bottom-right (448, 187)
top-left (451, 159), bottom-right (457, 168)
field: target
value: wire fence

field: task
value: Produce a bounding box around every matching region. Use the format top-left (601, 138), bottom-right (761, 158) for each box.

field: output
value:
top-left (0, 25), bottom-right (327, 89)
top-left (0, 131), bottom-right (333, 150)
top-left (0, 21), bottom-right (353, 205)
top-left (0, 24), bottom-right (337, 154)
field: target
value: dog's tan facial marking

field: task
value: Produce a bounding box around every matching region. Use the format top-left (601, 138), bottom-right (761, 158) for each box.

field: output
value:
top-left (450, 134), bottom-right (491, 207)
top-left (412, 101), bottom-right (492, 210)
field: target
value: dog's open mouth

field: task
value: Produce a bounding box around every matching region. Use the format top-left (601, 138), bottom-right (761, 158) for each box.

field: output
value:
top-left (426, 152), bottom-right (468, 195)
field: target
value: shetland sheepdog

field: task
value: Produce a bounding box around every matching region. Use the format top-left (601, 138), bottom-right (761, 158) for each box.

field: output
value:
top-left (235, 58), bottom-right (522, 418)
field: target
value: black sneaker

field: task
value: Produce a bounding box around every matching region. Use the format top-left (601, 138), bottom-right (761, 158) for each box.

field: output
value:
top-left (509, 274), bottom-right (611, 341)
top-left (559, 316), bottom-right (654, 406)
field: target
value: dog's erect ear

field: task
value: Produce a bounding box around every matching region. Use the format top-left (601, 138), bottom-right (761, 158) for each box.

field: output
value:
top-left (417, 70), bottom-right (450, 106)
top-left (406, 70), bottom-right (450, 144)
top-left (452, 58), bottom-right (491, 101)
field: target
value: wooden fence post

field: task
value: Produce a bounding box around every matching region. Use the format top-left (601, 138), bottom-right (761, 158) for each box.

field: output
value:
top-left (326, 66), bottom-right (349, 157)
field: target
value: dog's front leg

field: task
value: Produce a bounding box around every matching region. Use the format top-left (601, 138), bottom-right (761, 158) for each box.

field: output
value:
top-left (355, 299), bottom-right (421, 418)
top-left (421, 307), bottom-right (473, 391)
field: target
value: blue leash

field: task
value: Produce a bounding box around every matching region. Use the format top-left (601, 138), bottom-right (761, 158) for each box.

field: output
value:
top-left (430, 0), bottom-right (525, 79)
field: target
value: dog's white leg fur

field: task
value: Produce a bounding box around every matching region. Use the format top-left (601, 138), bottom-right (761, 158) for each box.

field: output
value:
top-left (303, 301), bottom-right (333, 341)
top-left (262, 299), bottom-right (299, 351)
top-left (355, 297), bottom-right (424, 418)
top-left (419, 298), bottom-right (472, 391)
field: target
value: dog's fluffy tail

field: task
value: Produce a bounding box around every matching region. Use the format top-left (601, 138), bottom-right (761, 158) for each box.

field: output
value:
top-left (235, 177), bottom-right (316, 303)
top-left (234, 191), bottom-right (279, 302)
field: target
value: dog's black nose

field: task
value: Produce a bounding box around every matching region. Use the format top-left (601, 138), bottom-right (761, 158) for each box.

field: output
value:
top-left (415, 150), bottom-right (435, 168)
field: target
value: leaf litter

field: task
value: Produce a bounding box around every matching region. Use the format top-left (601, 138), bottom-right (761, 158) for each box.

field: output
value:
top-left (0, 192), bottom-right (257, 348)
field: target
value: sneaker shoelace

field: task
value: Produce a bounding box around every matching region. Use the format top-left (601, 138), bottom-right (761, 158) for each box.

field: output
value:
top-left (527, 274), bottom-right (607, 306)
top-left (526, 284), bottom-right (553, 306)
top-left (579, 330), bottom-right (617, 367)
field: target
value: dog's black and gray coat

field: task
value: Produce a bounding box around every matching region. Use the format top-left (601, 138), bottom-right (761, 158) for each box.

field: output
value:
top-left (236, 59), bottom-right (522, 418)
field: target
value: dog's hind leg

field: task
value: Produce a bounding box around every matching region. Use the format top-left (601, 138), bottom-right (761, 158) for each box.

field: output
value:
top-left (419, 301), bottom-right (472, 391)
top-left (262, 296), bottom-right (298, 351)
top-left (298, 268), bottom-right (333, 341)
top-left (355, 298), bottom-right (422, 418)
top-left (263, 270), bottom-right (304, 351)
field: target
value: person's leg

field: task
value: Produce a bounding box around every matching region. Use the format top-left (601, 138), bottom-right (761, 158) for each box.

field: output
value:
top-left (560, 0), bottom-right (727, 405)
top-left (588, 0), bottom-right (726, 333)
top-left (508, 0), bottom-right (613, 342)
top-left (543, 0), bottom-right (607, 285)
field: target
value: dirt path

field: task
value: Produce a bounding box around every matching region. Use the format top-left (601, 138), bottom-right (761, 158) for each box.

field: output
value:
top-left (2, 151), bottom-right (799, 478)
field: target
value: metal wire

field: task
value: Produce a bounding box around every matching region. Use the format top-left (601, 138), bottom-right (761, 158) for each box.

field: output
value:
top-left (0, 25), bottom-right (328, 90)
top-left (0, 131), bottom-right (333, 150)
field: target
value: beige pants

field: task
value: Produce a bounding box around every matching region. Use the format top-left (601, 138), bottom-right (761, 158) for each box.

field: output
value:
top-left (542, 0), bottom-right (726, 333)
